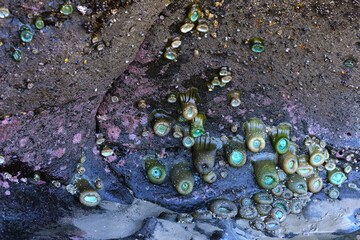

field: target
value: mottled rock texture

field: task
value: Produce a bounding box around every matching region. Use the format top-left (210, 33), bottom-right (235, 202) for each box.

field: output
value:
top-left (0, 0), bottom-right (359, 238)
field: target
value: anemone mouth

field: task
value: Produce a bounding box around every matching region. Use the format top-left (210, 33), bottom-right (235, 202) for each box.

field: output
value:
top-left (310, 153), bottom-right (325, 166)
top-left (271, 207), bottom-right (286, 222)
top-left (183, 104), bottom-right (198, 120)
top-left (192, 129), bottom-right (204, 138)
top-left (251, 44), bottom-right (264, 53)
top-left (182, 136), bottom-right (195, 148)
top-left (178, 180), bottom-right (193, 194)
top-left (21, 30), bottom-right (33, 42)
top-left (154, 120), bottom-right (170, 136)
top-left (264, 176), bottom-right (274, 185)
top-left (276, 138), bottom-right (289, 154)
top-left (248, 137), bottom-right (265, 152)
top-left (164, 51), bottom-right (177, 60)
top-left (79, 191), bottom-right (101, 207)
top-left (151, 168), bottom-right (162, 179)
top-left (288, 160), bottom-right (295, 169)
top-left (230, 151), bottom-right (243, 164)
top-left (331, 172), bottom-right (346, 185)
top-left (296, 184), bottom-right (307, 194)
top-left (189, 11), bottom-right (200, 22)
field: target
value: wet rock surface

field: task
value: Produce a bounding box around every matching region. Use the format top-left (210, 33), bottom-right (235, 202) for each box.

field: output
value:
top-left (0, 0), bottom-right (359, 239)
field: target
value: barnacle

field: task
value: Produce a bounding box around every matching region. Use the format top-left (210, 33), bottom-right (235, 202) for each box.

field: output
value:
top-left (286, 174), bottom-right (307, 194)
top-left (278, 141), bottom-right (299, 174)
top-left (219, 66), bottom-right (232, 79)
top-left (170, 162), bottom-right (194, 195)
top-left (270, 122), bottom-right (292, 154)
top-left (224, 135), bottom-right (247, 167)
top-left (190, 112), bottom-right (206, 137)
top-left (166, 93), bottom-right (177, 103)
top-left (251, 219), bottom-right (265, 231)
top-left (251, 153), bottom-right (279, 189)
top-left (209, 199), bottom-right (237, 219)
top-left (192, 134), bottom-right (220, 175)
top-left (243, 118), bottom-right (266, 152)
top-left (143, 155), bottom-right (166, 184)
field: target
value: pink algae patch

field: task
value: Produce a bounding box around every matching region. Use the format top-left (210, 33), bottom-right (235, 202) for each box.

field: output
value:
top-left (213, 96), bottom-right (227, 104)
top-left (19, 137), bottom-right (29, 147)
top-left (5, 190), bottom-right (10, 195)
top-left (53, 148), bottom-right (66, 158)
top-left (72, 133), bottom-right (82, 144)
top-left (107, 126), bottom-right (121, 141)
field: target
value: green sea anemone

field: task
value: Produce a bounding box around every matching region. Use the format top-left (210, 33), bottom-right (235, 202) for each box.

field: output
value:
top-left (210, 199), bottom-right (238, 219)
top-left (178, 87), bottom-right (200, 121)
top-left (243, 118), bottom-right (266, 152)
top-left (296, 154), bottom-right (314, 177)
top-left (249, 38), bottom-right (265, 53)
top-left (251, 153), bottom-right (279, 189)
top-left (328, 167), bottom-right (346, 185)
top-left (286, 174), bottom-right (307, 194)
top-left (149, 109), bottom-right (174, 137)
top-left (270, 122), bottom-right (292, 154)
top-left (224, 135), bottom-right (247, 167)
top-left (278, 142), bottom-right (299, 174)
top-left (192, 134), bottom-right (220, 175)
top-left (20, 24), bottom-right (33, 42)
top-left (170, 162), bottom-right (194, 195)
top-left (190, 112), bottom-right (206, 137)
top-left (34, 16), bottom-right (44, 30)
top-left (143, 155), bottom-right (166, 184)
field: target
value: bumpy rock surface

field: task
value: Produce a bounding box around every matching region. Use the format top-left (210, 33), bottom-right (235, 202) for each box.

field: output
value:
top-left (0, 0), bottom-right (359, 238)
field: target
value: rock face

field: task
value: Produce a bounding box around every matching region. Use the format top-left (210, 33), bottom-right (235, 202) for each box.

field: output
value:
top-left (0, 0), bottom-right (359, 238)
